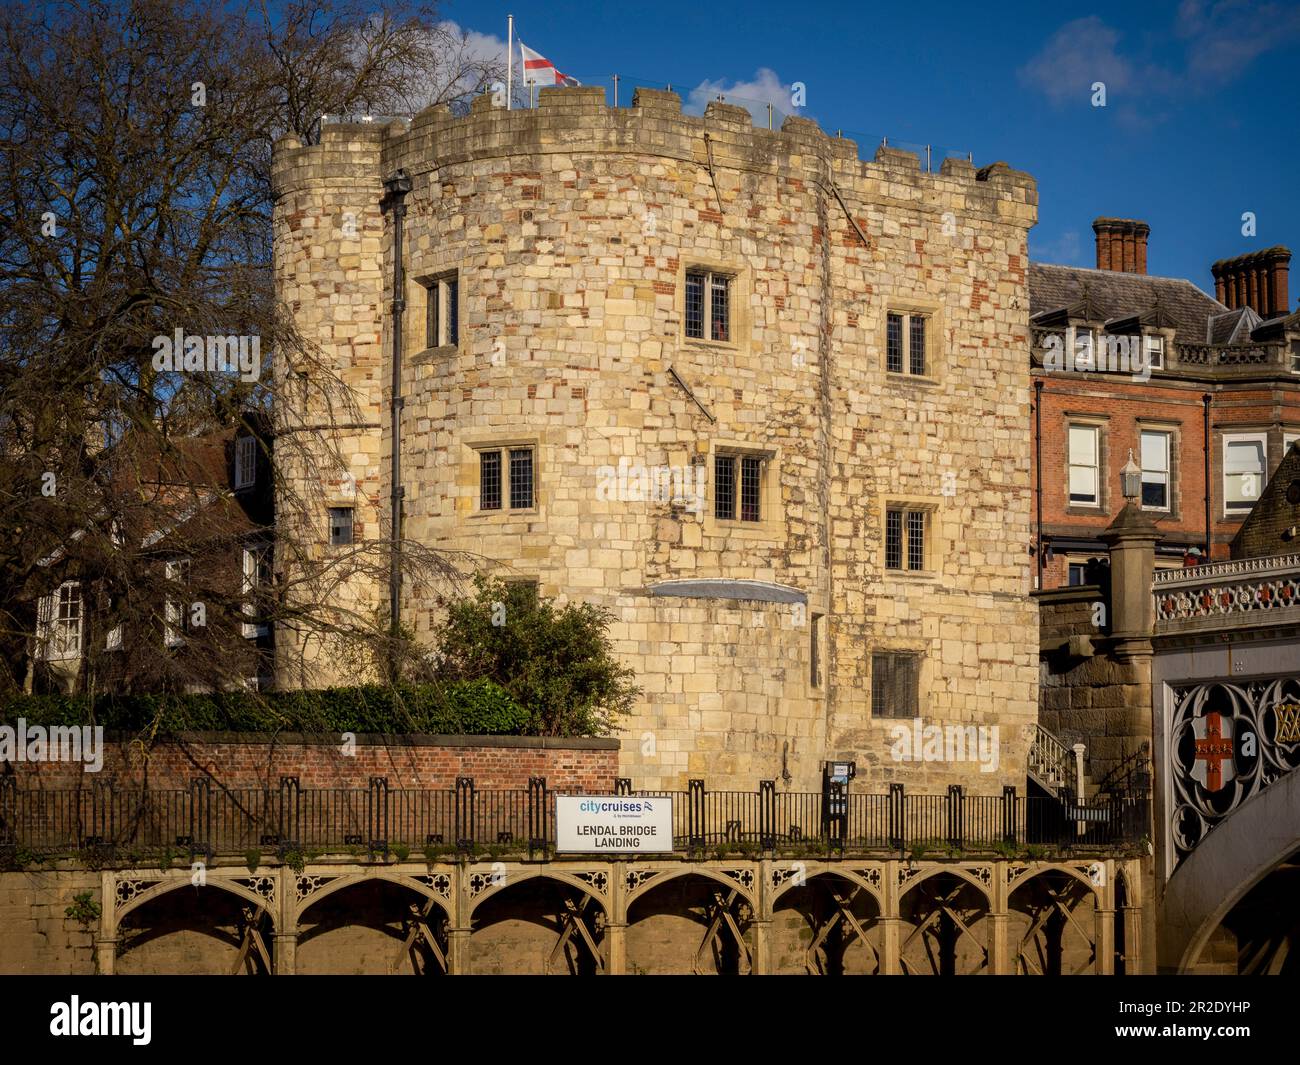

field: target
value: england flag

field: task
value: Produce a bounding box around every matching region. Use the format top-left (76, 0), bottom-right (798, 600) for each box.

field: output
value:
top-left (519, 41), bottom-right (580, 88)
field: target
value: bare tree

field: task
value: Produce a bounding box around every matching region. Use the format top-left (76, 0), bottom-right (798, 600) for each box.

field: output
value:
top-left (0, 0), bottom-right (503, 698)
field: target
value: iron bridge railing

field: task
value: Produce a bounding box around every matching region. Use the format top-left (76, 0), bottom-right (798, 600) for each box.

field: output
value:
top-left (0, 776), bottom-right (1149, 861)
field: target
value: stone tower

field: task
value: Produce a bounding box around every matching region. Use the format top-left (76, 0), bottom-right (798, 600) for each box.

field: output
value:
top-left (272, 86), bottom-right (1039, 792)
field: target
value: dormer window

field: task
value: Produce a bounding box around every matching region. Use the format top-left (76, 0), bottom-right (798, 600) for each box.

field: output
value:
top-left (1145, 334), bottom-right (1165, 370)
top-left (235, 435), bottom-right (256, 490)
top-left (1072, 326), bottom-right (1096, 369)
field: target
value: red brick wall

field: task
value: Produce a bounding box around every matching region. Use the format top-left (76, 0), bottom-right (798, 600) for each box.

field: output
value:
top-left (8, 733), bottom-right (620, 792)
top-left (1032, 371), bottom-right (1300, 587)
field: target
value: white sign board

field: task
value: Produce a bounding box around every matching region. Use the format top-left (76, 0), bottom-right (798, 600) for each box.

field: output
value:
top-left (556, 795), bottom-right (674, 853)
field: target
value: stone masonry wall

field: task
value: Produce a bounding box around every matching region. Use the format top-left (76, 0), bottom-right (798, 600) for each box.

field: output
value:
top-left (1037, 586), bottom-right (1150, 789)
top-left (272, 86), bottom-right (1040, 794)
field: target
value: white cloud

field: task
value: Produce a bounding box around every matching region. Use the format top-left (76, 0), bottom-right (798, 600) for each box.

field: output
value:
top-left (1178, 1), bottom-right (1300, 85)
top-left (1022, 3), bottom-right (1300, 110)
top-left (1017, 17), bottom-right (1137, 105)
top-left (688, 68), bottom-right (799, 123)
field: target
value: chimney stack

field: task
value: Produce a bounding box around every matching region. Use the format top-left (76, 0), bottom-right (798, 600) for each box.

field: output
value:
top-left (1211, 247), bottom-right (1291, 319)
top-left (1093, 218), bottom-right (1150, 275)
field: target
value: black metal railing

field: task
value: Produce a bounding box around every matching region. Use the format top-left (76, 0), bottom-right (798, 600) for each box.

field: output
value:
top-left (0, 776), bottom-right (1149, 861)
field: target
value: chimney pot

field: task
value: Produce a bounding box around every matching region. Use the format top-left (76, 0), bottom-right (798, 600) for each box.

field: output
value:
top-left (1092, 217), bottom-right (1149, 274)
top-left (1210, 247), bottom-right (1291, 317)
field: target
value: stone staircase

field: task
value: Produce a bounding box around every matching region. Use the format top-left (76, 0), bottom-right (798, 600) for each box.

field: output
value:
top-left (1027, 722), bottom-right (1081, 799)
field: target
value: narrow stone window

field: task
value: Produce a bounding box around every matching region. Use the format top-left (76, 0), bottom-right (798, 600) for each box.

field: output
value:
top-left (328, 506), bottom-right (354, 546)
top-left (714, 454), bottom-right (735, 519)
top-left (872, 651), bottom-right (920, 718)
top-left (906, 510), bottom-right (925, 571)
top-left (739, 456), bottom-right (761, 521)
top-left (810, 613), bottom-right (823, 688)
top-left (886, 313), bottom-right (904, 373)
top-left (480, 450), bottom-right (502, 510)
top-left (886, 509), bottom-right (903, 569)
top-left (426, 272), bottom-right (459, 348)
top-left (909, 316), bottom-right (926, 376)
top-left (509, 448), bottom-right (534, 509)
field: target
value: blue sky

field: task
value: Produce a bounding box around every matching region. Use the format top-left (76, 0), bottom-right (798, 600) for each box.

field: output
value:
top-left (445, 0), bottom-right (1300, 300)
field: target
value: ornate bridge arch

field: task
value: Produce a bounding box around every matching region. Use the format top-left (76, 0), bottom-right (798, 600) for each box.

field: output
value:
top-left (1007, 865), bottom-right (1104, 976)
top-left (767, 862), bottom-right (883, 911)
top-left (113, 873), bottom-right (278, 931)
top-left (898, 864), bottom-right (993, 908)
top-left (1159, 769), bottom-right (1300, 973)
top-left (291, 869), bottom-right (450, 925)
top-left (623, 864), bottom-right (757, 912)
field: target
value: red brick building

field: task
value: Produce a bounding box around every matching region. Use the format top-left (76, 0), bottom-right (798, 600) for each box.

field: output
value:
top-left (1030, 218), bottom-right (1300, 588)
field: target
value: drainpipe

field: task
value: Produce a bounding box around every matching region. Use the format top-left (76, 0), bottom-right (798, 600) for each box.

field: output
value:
top-left (382, 169), bottom-right (413, 673)
top-left (1034, 378), bottom-right (1045, 589)
top-left (1202, 393), bottom-right (1212, 558)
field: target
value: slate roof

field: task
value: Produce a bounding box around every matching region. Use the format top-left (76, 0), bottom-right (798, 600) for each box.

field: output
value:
top-left (1207, 306), bottom-right (1262, 345)
top-left (1030, 262), bottom-right (1229, 343)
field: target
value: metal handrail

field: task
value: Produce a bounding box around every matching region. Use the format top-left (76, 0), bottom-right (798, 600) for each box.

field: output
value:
top-left (0, 777), bottom-right (1148, 858)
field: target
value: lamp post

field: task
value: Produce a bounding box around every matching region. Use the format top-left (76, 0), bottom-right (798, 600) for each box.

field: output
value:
top-left (1100, 449), bottom-right (1159, 661)
top-left (1121, 449), bottom-right (1142, 502)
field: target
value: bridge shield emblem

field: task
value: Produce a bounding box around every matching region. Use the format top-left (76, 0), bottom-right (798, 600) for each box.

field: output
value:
top-left (1191, 712), bottom-right (1235, 793)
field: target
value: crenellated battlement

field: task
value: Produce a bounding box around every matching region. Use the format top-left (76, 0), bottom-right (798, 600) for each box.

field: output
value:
top-left (272, 85), bottom-right (1035, 221)
top-left (271, 79), bottom-right (1040, 795)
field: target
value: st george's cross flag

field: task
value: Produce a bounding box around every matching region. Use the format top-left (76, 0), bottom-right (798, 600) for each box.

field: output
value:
top-left (519, 41), bottom-right (580, 88)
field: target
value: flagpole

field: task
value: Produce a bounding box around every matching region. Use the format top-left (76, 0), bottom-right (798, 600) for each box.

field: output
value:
top-left (506, 14), bottom-right (514, 110)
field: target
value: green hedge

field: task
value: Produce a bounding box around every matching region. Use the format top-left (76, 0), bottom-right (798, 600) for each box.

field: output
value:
top-left (0, 678), bottom-right (532, 736)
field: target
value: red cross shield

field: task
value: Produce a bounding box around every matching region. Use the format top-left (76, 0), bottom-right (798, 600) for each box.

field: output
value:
top-left (1191, 712), bottom-right (1236, 793)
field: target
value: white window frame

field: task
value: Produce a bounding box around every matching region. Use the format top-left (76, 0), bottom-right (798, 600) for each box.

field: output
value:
top-left (36, 581), bottom-right (83, 661)
top-left (1071, 325), bottom-right (1096, 371)
top-left (241, 543), bottom-right (271, 638)
top-left (164, 558), bottom-right (191, 648)
top-left (234, 435), bottom-right (256, 490)
top-left (1144, 333), bottom-right (1165, 370)
top-left (1284, 431), bottom-right (1299, 456)
top-left (1140, 429), bottom-right (1171, 513)
top-left (1068, 424), bottom-right (1101, 508)
top-left (1222, 433), bottom-right (1268, 517)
